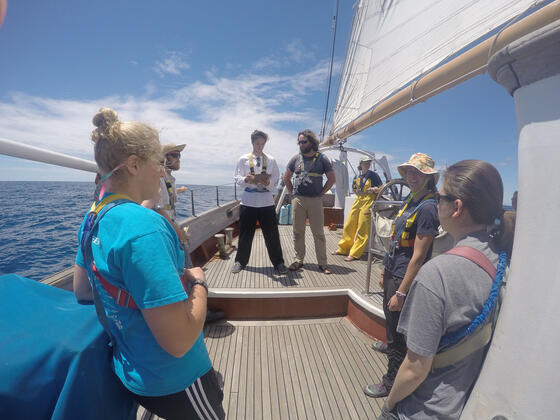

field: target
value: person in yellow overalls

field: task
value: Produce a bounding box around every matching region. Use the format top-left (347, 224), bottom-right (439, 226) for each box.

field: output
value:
top-left (333, 156), bottom-right (383, 261)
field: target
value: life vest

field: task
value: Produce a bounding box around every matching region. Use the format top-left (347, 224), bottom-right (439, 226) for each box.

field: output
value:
top-left (391, 193), bottom-right (436, 248)
top-left (80, 194), bottom-right (189, 310)
top-left (295, 152), bottom-right (321, 177)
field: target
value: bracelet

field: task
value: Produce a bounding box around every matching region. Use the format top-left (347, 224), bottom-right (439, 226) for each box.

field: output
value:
top-left (395, 290), bottom-right (407, 298)
top-left (191, 280), bottom-right (208, 294)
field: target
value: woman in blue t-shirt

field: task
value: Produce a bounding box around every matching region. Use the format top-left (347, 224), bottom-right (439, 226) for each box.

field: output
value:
top-left (364, 153), bottom-right (440, 399)
top-left (73, 107), bottom-right (224, 419)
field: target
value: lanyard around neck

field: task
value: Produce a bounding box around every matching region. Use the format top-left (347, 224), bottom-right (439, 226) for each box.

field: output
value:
top-left (165, 178), bottom-right (174, 207)
top-left (249, 152), bottom-right (267, 174)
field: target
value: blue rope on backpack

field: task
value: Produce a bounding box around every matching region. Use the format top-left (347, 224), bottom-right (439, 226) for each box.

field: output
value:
top-left (439, 251), bottom-right (507, 348)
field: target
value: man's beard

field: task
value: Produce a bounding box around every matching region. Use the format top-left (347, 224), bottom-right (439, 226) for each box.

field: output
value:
top-left (299, 144), bottom-right (314, 154)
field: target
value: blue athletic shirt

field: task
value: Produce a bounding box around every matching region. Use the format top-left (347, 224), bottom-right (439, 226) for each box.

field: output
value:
top-left (75, 198), bottom-right (211, 396)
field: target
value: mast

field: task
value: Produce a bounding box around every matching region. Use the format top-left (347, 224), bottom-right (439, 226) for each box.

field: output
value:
top-left (319, 0), bottom-right (340, 142)
top-left (323, 1), bottom-right (560, 145)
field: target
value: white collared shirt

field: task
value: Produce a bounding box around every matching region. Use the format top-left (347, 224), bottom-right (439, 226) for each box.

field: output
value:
top-left (234, 152), bottom-right (280, 208)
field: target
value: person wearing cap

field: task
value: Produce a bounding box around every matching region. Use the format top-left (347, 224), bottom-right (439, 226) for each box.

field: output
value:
top-left (333, 155), bottom-right (383, 261)
top-left (142, 143), bottom-right (187, 240)
top-left (364, 152), bottom-right (440, 399)
top-left (231, 130), bottom-right (287, 275)
top-left (283, 129), bottom-right (336, 274)
top-left (159, 143), bottom-right (186, 222)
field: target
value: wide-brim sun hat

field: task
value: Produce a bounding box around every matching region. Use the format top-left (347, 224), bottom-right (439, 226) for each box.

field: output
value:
top-left (397, 152), bottom-right (439, 185)
top-left (162, 143), bottom-right (186, 155)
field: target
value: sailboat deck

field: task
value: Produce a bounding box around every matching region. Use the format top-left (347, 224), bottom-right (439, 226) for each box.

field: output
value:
top-left (136, 225), bottom-right (389, 419)
top-left (138, 317), bottom-right (387, 419)
top-left (205, 225), bottom-right (385, 309)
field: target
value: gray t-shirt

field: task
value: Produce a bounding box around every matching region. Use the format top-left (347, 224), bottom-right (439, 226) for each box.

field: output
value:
top-left (287, 153), bottom-right (333, 197)
top-left (397, 230), bottom-right (499, 420)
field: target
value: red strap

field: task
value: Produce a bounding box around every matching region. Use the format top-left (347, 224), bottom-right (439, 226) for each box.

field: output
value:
top-left (92, 263), bottom-right (139, 309)
top-left (91, 264), bottom-right (192, 310)
top-left (445, 246), bottom-right (497, 279)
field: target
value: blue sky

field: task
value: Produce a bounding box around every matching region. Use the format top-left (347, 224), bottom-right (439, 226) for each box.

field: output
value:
top-left (0, 0), bottom-right (519, 204)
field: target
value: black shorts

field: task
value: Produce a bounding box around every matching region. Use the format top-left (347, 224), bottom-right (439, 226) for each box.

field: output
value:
top-left (131, 368), bottom-right (225, 420)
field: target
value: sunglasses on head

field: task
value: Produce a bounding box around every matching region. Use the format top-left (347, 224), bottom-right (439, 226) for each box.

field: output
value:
top-left (167, 152), bottom-right (181, 159)
top-left (435, 192), bottom-right (457, 204)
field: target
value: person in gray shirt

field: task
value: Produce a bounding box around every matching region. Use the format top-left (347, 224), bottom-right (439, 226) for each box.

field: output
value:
top-left (380, 160), bottom-right (516, 420)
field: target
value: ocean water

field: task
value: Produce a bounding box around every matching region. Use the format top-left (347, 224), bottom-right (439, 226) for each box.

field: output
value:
top-left (0, 181), bottom-right (236, 281)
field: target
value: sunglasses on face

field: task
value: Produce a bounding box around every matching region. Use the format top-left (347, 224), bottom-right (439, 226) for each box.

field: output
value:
top-left (167, 152), bottom-right (181, 159)
top-left (435, 192), bottom-right (457, 204)
top-left (298, 140), bottom-right (309, 145)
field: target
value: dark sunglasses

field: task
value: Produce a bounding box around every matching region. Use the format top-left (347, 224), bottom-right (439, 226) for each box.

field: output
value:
top-left (435, 192), bottom-right (457, 204)
top-left (167, 152), bottom-right (181, 159)
top-left (298, 140), bottom-right (309, 145)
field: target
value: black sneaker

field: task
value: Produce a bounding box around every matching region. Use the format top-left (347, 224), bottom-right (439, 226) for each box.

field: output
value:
top-left (275, 263), bottom-right (288, 274)
top-left (231, 262), bottom-right (244, 274)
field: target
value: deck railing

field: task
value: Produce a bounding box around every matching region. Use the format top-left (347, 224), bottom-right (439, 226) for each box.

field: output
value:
top-left (0, 137), bottom-right (239, 218)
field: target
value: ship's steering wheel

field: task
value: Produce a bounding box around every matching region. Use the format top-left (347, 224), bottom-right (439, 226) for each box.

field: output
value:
top-left (371, 178), bottom-right (410, 219)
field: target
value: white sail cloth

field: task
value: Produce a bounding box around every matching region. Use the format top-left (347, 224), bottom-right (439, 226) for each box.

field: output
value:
top-left (332, 0), bottom-right (541, 136)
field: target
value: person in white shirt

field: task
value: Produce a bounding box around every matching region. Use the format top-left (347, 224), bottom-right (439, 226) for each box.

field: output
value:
top-left (232, 130), bottom-right (287, 274)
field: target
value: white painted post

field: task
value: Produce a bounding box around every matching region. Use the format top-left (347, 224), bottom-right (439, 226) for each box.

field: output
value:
top-left (462, 21), bottom-right (560, 420)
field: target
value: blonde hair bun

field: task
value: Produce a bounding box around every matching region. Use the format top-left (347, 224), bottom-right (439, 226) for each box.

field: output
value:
top-left (92, 107), bottom-right (120, 143)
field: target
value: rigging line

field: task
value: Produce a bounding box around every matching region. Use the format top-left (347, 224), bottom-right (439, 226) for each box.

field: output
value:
top-left (320, 0), bottom-right (340, 142)
top-left (487, 0), bottom-right (539, 62)
top-left (347, 158), bottom-right (358, 178)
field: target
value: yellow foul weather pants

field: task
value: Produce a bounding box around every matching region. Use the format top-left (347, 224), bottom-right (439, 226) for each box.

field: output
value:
top-left (336, 194), bottom-right (376, 259)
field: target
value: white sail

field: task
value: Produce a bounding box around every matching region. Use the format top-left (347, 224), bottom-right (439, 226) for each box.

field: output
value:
top-left (332, 0), bottom-right (541, 136)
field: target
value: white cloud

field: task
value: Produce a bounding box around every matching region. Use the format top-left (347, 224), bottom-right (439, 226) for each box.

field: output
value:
top-left (252, 39), bottom-right (316, 70)
top-left (285, 39), bottom-right (308, 63)
top-left (0, 62), bottom-right (337, 185)
top-left (154, 51), bottom-right (190, 76)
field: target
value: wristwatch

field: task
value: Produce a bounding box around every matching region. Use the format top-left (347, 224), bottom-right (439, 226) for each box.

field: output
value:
top-left (191, 279), bottom-right (208, 293)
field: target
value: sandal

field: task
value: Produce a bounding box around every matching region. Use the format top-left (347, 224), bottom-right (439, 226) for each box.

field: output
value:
top-left (319, 265), bottom-right (332, 275)
top-left (331, 250), bottom-right (345, 255)
top-left (344, 256), bottom-right (357, 261)
top-left (289, 261), bottom-right (304, 271)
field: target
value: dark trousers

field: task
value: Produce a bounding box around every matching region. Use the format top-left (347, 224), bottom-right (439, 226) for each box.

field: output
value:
top-left (382, 269), bottom-right (407, 389)
top-left (236, 205), bottom-right (284, 267)
top-left (129, 368), bottom-right (225, 420)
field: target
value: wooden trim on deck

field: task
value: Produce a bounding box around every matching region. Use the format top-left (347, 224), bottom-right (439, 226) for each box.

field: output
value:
top-left (207, 288), bottom-right (386, 340)
top-left (347, 299), bottom-right (387, 342)
top-left (209, 294), bottom-right (347, 320)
